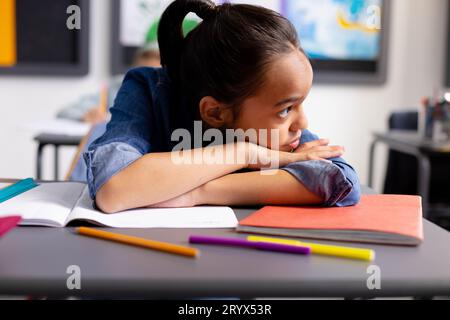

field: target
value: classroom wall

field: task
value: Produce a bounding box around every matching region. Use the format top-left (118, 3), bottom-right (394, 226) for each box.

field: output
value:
top-left (305, 0), bottom-right (447, 192)
top-left (0, 0), bottom-right (111, 181)
top-left (0, 0), bottom-right (447, 193)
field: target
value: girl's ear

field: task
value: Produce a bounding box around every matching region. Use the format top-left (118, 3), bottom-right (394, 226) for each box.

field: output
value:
top-left (198, 96), bottom-right (234, 129)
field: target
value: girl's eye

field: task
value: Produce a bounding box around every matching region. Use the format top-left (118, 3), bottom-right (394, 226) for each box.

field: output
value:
top-left (278, 106), bottom-right (293, 119)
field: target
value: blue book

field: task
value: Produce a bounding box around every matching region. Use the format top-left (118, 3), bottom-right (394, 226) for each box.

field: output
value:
top-left (0, 178), bottom-right (38, 204)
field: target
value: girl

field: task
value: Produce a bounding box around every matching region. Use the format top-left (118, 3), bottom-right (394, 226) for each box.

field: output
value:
top-left (84, 0), bottom-right (361, 214)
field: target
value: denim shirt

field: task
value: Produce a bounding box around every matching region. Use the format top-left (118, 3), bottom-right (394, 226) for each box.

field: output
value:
top-left (83, 67), bottom-right (361, 207)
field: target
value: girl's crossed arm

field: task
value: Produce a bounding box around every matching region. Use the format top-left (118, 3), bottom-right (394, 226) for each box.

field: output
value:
top-left (151, 135), bottom-right (361, 209)
top-left (95, 139), bottom-right (344, 213)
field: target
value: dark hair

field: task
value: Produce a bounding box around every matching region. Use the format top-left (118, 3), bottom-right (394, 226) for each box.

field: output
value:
top-left (158, 0), bottom-right (301, 122)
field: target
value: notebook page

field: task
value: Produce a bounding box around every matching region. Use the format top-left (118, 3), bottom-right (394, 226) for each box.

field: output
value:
top-left (0, 182), bottom-right (85, 227)
top-left (68, 186), bottom-right (239, 228)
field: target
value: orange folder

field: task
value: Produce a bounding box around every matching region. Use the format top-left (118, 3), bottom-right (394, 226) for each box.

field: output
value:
top-left (237, 195), bottom-right (424, 246)
top-left (0, 0), bottom-right (17, 67)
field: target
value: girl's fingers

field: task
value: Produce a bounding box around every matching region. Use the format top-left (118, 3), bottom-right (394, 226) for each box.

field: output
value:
top-left (295, 146), bottom-right (344, 161)
top-left (314, 149), bottom-right (344, 159)
top-left (295, 139), bottom-right (329, 151)
top-left (308, 145), bottom-right (344, 154)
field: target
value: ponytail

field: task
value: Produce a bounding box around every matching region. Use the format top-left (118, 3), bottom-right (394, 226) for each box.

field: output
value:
top-left (158, 0), bottom-right (300, 126)
top-left (158, 0), bottom-right (216, 83)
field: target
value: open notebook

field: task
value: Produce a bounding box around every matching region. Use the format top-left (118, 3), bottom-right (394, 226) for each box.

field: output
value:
top-left (237, 195), bottom-right (424, 246)
top-left (0, 182), bottom-right (238, 228)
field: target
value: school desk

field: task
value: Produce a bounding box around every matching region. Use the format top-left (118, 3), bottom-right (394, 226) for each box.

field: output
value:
top-left (34, 133), bottom-right (83, 180)
top-left (1, 182), bottom-right (450, 299)
top-left (369, 130), bottom-right (450, 219)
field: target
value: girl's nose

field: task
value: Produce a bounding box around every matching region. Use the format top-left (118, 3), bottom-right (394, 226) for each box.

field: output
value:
top-left (299, 117), bottom-right (309, 129)
top-left (291, 105), bottom-right (308, 131)
top-left (290, 116), bottom-right (308, 132)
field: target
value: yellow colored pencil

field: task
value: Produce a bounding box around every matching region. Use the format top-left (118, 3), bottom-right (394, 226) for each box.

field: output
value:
top-left (247, 236), bottom-right (375, 261)
top-left (77, 227), bottom-right (200, 258)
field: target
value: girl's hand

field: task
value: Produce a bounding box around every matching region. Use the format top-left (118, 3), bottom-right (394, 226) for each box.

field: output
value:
top-left (293, 138), bottom-right (345, 162)
top-left (246, 139), bottom-right (344, 170)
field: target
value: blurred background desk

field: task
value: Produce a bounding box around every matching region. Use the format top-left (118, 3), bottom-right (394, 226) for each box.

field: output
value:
top-left (34, 133), bottom-right (83, 181)
top-left (369, 130), bottom-right (450, 224)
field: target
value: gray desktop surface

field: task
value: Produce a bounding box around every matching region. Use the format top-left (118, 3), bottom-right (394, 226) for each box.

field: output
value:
top-left (1, 186), bottom-right (450, 298)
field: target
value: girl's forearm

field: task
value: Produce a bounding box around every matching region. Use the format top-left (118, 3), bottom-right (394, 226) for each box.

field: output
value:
top-left (196, 170), bottom-right (323, 206)
top-left (96, 143), bottom-right (249, 213)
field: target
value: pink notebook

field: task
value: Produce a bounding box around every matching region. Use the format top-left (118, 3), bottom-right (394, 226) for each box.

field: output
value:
top-left (0, 216), bottom-right (21, 238)
top-left (237, 195), bottom-right (423, 246)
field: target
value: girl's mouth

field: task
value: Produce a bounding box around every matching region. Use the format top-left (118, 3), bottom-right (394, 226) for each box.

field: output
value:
top-left (289, 139), bottom-right (300, 149)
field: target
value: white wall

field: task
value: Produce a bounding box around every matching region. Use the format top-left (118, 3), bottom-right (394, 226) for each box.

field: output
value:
top-left (0, 0), bottom-right (111, 181)
top-left (0, 0), bottom-right (447, 192)
top-left (306, 0), bottom-right (447, 191)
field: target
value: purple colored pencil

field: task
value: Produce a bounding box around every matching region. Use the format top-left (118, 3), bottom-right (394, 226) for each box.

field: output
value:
top-left (189, 235), bottom-right (311, 255)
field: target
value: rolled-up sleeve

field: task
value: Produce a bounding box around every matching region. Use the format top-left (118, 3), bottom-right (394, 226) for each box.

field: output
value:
top-left (281, 130), bottom-right (361, 207)
top-left (83, 68), bottom-right (155, 199)
top-left (84, 142), bottom-right (143, 199)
